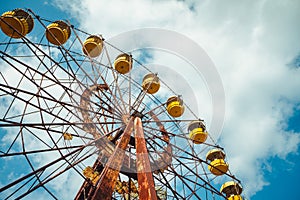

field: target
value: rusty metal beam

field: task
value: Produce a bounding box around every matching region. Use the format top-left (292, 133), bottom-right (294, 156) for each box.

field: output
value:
top-left (91, 117), bottom-right (134, 200)
top-left (134, 117), bottom-right (158, 200)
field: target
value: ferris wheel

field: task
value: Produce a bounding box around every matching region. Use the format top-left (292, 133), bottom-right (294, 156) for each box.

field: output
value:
top-left (0, 8), bottom-right (243, 200)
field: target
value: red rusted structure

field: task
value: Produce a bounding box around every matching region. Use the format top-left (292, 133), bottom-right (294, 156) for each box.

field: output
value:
top-left (134, 117), bottom-right (158, 200)
top-left (91, 118), bottom-right (134, 200)
top-left (75, 117), bottom-right (159, 200)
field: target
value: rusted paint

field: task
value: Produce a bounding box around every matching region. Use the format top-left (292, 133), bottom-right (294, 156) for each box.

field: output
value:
top-left (149, 111), bottom-right (169, 143)
top-left (80, 83), bottom-right (109, 139)
top-left (91, 117), bottom-right (134, 200)
top-left (134, 117), bottom-right (158, 200)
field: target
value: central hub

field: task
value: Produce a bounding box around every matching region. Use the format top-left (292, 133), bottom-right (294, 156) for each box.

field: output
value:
top-left (122, 114), bottom-right (130, 125)
top-left (131, 108), bottom-right (144, 119)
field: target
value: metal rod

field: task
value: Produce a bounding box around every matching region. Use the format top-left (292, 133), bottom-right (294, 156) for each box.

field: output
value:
top-left (0, 144), bottom-right (85, 193)
top-left (91, 117), bottom-right (134, 200)
top-left (134, 117), bottom-right (158, 200)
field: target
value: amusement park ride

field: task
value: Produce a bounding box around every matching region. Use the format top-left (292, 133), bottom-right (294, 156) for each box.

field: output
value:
top-left (0, 9), bottom-right (243, 200)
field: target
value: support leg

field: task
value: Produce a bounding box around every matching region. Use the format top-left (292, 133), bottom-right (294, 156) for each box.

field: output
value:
top-left (134, 117), bottom-right (158, 200)
top-left (91, 117), bottom-right (134, 200)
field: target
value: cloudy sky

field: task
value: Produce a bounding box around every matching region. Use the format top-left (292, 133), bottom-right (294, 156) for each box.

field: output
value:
top-left (1, 0), bottom-right (300, 199)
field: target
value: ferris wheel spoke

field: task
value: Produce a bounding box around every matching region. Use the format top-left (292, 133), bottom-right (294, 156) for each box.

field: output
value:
top-left (5, 172), bottom-right (40, 200)
top-left (144, 120), bottom-right (221, 153)
top-left (128, 70), bottom-right (132, 114)
top-left (19, 34), bottom-right (67, 77)
top-left (0, 81), bottom-right (122, 135)
top-left (144, 138), bottom-right (204, 199)
top-left (113, 77), bottom-right (131, 112)
top-left (82, 82), bottom-right (125, 118)
top-left (22, 153), bottom-right (58, 199)
top-left (152, 175), bottom-right (182, 200)
top-left (173, 160), bottom-right (216, 194)
top-left (3, 140), bottom-right (98, 199)
top-left (0, 34), bottom-right (13, 52)
top-left (145, 132), bottom-right (226, 198)
top-left (103, 46), bottom-right (128, 114)
top-left (0, 145), bottom-right (84, 157)
top-left (169, 160), bottom-right (221, 198)
top-left (143, 124), bottom-right (216, 153)
top-left (130, 88), bottom-right (148, 113)
top-left (14, 149), bottom-right (96, 200)
top-left (143, 125), bottom-right (176, 138)
top-left (82, 90), bottom-right (123, 120)
top-left (59, 28), bottom-right (127, 116)
top-left (0, 143), bottom-right (87, 193)
top-left (143, 119), bottom-right (203, 124)
top-left (170, 142), bottom-right (238, 182)
top-left (148, 153), bottom-right (183, 199)
top-left (0, 54), bottom-right (86, 121)
top-left (38, 146), bottom-right (98, 183)
top-left (0, 119), bottom-right (122, 128)
top-left (0, 86), bottom-right (78, 125)
top-left (2, 33), bottom-right (123, 121)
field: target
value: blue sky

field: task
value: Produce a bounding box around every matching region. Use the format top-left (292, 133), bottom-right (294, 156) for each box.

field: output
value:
top-left (1, 0), bottom-right (300, 199)
top-left (0, 0), bottom-right (74, 23)
top-left (255, 103), bottom-right (300, 198)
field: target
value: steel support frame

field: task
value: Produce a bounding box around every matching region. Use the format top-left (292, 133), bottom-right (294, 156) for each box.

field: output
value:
top-left (77, 116), bottom-right (159, 200)
top-left (134, 117), bottom-right (158, 200)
